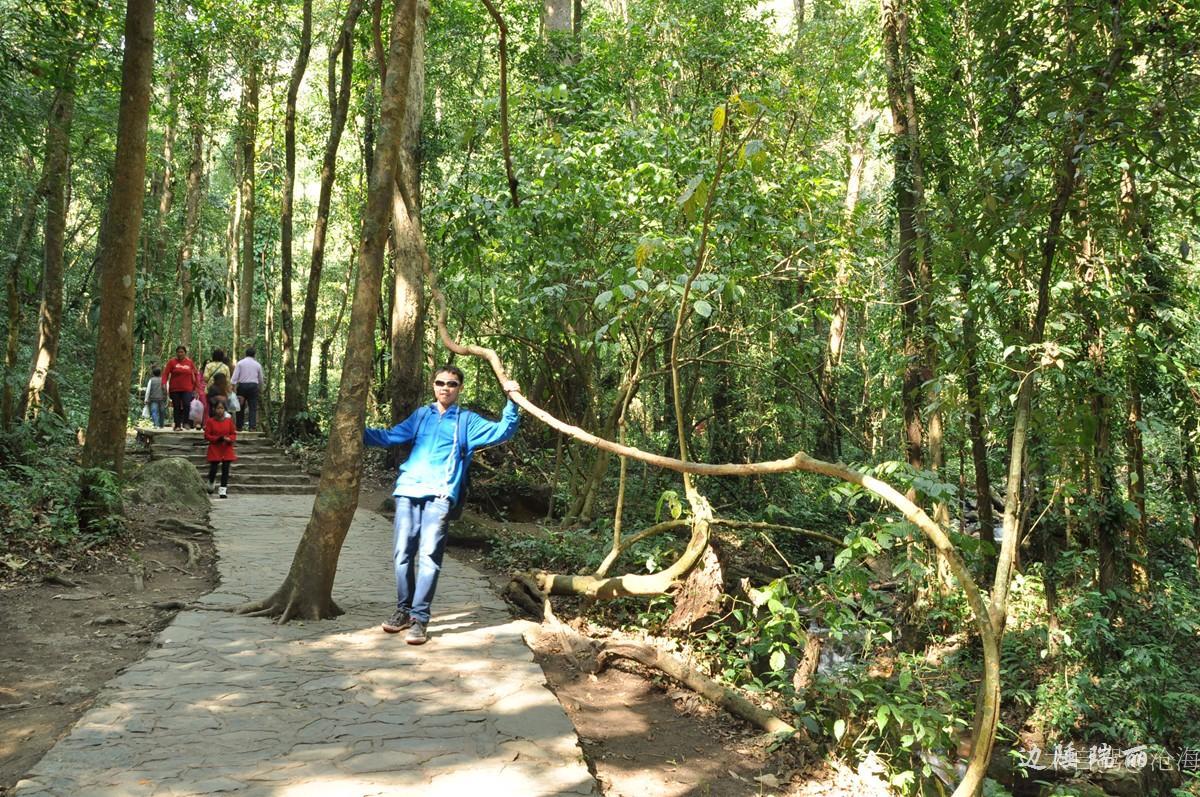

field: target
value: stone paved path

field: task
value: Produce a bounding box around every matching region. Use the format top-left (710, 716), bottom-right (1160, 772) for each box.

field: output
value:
top-left (13, 496), bottom-right (597, 797)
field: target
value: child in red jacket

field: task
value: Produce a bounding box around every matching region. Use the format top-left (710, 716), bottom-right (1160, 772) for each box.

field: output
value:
top-left (204, 398), bottom-right (237, 498)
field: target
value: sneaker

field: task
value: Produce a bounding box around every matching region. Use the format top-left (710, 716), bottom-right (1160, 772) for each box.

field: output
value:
top-left (207, 480), bottom-right (216, 495)
top-left (218, 487), bottom-right (228, 499)
top-left (405, 620), bottom-right (428, 645)
top-left (382, 608), bottom-right (412, 633)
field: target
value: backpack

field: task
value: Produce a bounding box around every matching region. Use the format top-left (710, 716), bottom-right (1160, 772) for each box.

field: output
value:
top-left (413, 406), bottom-right (471, 521)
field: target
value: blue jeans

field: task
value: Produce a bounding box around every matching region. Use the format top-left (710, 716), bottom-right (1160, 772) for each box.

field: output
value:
top-left (149, 401), bottom-right (165, 428)
top-left (392, 496), bottom-right (451, 624)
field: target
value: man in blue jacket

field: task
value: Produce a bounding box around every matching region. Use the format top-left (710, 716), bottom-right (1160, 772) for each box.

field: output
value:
top-left (364, 364), bottom-right (520, 644)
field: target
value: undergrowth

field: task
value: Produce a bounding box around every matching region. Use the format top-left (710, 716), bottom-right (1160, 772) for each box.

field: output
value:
top-left (0, 413), bottom-right (125, 577)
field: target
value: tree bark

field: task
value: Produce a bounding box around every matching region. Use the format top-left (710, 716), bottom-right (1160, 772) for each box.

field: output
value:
top-left (992, 1), bottom-right (1126, 625)
top-left (817, 103), bottom-right (870, 460)
top-left (235, 58), bottom-right (259, 357)
top-left (81, 0), bottom-right (155, 475)
top-left (961, 257), bottom-right (993, 557)
top-left (1183, 416), bottom-right (1200, 570)
top-left (481, 0), bottom-right (519, 207)
top-left (177, 109), bottom-right (204, 350)
top-left (882, 0), bottom-right (927, 477)
top-left (287, 0), bottom-right (365, 430)
top-left (279, 0), bottom-right (313, 438)
top-left (387, 0), bottom-right (429, 435)
top-left (21, 81), bottom-right (74, 419)
top-left (238, 0), bottom-right (418, 622)
top-left (1119, 168), bottom-right (1148, 586)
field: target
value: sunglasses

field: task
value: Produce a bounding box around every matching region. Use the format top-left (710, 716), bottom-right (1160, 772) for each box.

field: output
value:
top-left (434, 380), bottom-right (461, 388)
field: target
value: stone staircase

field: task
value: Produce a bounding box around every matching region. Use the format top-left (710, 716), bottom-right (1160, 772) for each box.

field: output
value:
top-left (140, 429), bottom-right (319, 495)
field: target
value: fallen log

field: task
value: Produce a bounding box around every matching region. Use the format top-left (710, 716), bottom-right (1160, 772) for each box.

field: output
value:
top-left (598, 640), bottom-right (798, 737)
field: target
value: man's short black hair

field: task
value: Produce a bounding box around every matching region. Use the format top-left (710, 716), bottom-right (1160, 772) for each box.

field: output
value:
top-left (434, 364), bottom-right (464, 383)
top-left (245, 347), bottom-right (256, 358)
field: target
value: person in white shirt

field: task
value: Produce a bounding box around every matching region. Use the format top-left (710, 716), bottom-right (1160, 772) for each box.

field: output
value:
top-left (230, 347), bottom-right (264, 431)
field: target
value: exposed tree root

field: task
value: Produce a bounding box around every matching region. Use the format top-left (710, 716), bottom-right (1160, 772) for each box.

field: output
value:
top-left (160, 535), bottom-right (200, 570)
top-left (504, 572), bottom-right (546, 618)
top-left (598, 640), bottom-right (798, 737)
top-left (234, 589), bottom-right (344, 623)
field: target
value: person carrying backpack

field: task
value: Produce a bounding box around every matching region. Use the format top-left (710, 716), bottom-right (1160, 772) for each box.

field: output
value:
top-left (363, 364), bottom-right (520, 645)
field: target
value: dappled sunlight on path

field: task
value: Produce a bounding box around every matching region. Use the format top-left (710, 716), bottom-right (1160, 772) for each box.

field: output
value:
top-left (12, 497), bottom-right (596, 796)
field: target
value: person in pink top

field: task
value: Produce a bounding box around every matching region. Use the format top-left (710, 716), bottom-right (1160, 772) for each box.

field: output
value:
top-left (230, 346), bottom-right (263, 431)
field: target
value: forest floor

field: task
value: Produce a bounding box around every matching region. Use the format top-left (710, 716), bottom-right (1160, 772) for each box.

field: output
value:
top-left (0, 503), bottom-right (218, 796)
top-left (0, 481), bottom-right (889, 797)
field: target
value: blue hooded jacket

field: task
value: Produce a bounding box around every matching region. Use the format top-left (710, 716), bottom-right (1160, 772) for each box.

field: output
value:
top-left (363, 400), bottom-right (520, 503)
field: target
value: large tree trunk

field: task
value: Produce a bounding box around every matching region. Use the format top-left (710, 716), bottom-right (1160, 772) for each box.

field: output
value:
top-left (235, 59), bottom-right (259, 357)
top-left (542, 0), bottom-right (576, 36)
top-left (279, 0), bottom-right (313, 438)
top-left (177, 108), bottom-right (204, 350)
top-left (81, 0), bottom-right (155, 475)
top-left (21, 82), bottom-right (74, 419)
top-left (238, 0), bottom-right (418, 622)
top-left (287, 0), bottom-right (365, 430)
top-left (387, 0), bottom-right (429, 434)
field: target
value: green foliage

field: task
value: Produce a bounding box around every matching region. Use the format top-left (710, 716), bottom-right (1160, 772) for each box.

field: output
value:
top-left (0, 413), bottom-right (124, 569)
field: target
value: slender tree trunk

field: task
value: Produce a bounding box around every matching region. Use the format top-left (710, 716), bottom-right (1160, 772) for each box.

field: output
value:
top-left (1075, 220), bottom-right (1121, 595)
top-left (290, 0), bottom-right (365, 424)
top-left (961, 258), bottom-right (993, 557)
top-left (388, 0), bottom-right (429, 431)
top-left (235, 59), bottom-right (259, 357)
top-left (992, 0), bottom-right (1125, 628)
top-left (1183, 416), bottom-right (1200, 570)
top-left (82, 0), bottom-right (155, 475)
top-left (21, 82), bottom-right (74, 418)
top-left (225, 176), bottom-right (240, 321)
top-left (3, 174), bottom-right (48, 428)
top-left (239, 0), bottom-right (418, 622)
top-left (882, 0), bottom-right (926, 477)
top-left (178, 111), bottom-right (204, 350)
top-left (279, 0), bottom-right (313, 438)
top-left (1119, 168), bottom-right (1148, 586)
top-left (816, 104), bottom-right (870, 460)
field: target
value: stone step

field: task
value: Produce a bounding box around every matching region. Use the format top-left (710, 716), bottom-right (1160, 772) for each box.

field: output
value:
top-left (195, 471), bottom-right (317, 486)
top-left (157, 451), bottom-right (300, 463)
top-left (153, 440), bottom-right (281, 452)
top-left (141, 429), bottom-right (270, 440)
top-left (218, 483), bottom-right (318, 495)
top-left (184, 460), bottom-right (311, 474)
top-left (143, 428), bottom-right (319, 495)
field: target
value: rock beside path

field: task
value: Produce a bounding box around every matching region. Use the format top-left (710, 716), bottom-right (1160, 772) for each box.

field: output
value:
top-left (125, 456), bottom-right (209, 512)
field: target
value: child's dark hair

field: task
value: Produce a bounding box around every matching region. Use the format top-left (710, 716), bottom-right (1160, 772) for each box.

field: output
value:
top-left (152, 366), bottom-right (162, 376)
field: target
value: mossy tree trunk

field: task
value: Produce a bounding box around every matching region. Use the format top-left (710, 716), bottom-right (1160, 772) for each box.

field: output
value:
top-left (81, 0), bottom-right (155, 476)
top-left (21, 79), bottom-right (74, 419)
